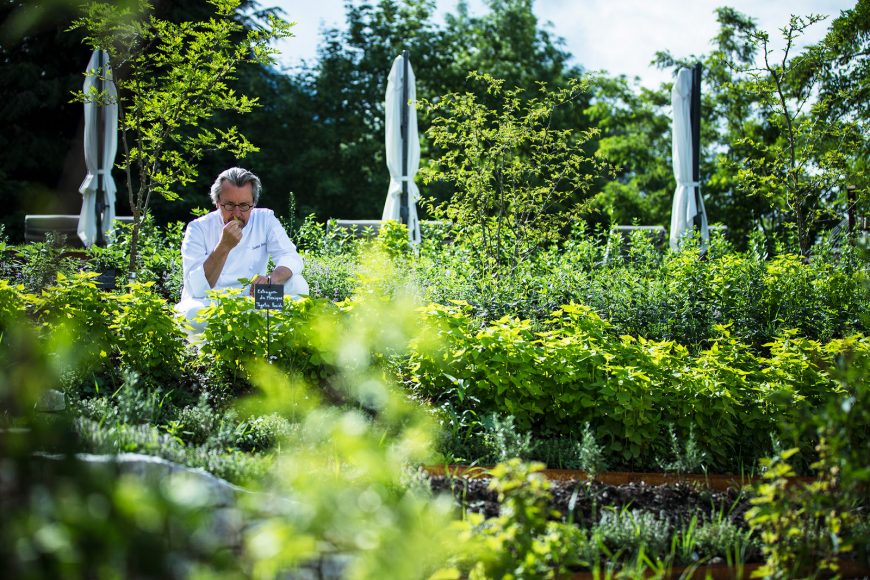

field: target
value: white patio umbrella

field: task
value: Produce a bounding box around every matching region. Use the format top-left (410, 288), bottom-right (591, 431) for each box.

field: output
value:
top-left (381, 51), bottom-right (421, 245)
top-left (669, 66), bottom-right (708, 251)
top-left (78, 49), bottom-right (118, 247)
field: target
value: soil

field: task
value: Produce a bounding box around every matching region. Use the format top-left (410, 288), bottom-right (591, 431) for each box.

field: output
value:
top-left (428, 475), bottom-right (752, 530)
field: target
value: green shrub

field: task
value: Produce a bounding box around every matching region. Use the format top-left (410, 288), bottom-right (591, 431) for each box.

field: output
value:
top-left (231, 413), bottom-right (294, 452)
top-left (441, 460), bottom-right (588, 578)
top-left (0, 279), bottom-right (26, 334)
top-left (87, 216), bottom-right (185, 301)
top-left (377, 220), bottom-right (411, 259)
top-left (693, 516), bottom-right (758, 563)
top-left (176, 393), bottom-right (217, 447)
top-left (746, 331), bottom-right (870, 577)
top-left (14, 234), bottom-right (81, 293)
top-left (302, 253), bottom-right (358, 301)
top-left (113, 372), bottom-right (173, 426)
top-left (29, 272), bottom-right (115, 374)
top-left (409, 300), bottom-right (867, 471)
top-left (111, 282), bottom-right (187, 383)
top-left (594, 507), bottom-right (671, 558)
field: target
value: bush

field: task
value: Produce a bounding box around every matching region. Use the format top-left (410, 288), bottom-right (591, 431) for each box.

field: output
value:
top-left (29, 271), bottom-right (115, 375)
top-left (409, 301), bottom-right (867, 471)
top-left (111, 282), bottom-right (187, 384)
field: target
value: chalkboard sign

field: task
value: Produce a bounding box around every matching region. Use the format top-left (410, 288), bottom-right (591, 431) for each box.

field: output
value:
top-left (254, 283), bottom-right (284, 309)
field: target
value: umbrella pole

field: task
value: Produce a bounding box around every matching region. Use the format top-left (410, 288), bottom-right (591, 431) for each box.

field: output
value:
top-left (691, 63), bottom-right (702, 232)
top-left (95, 50), bottom-right (106, 247)
top-left (400, 49), bottom-right (409, 227)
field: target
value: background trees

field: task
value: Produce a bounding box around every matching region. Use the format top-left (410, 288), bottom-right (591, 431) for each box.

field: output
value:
top-left (0, 0), bottom-right (865, 255)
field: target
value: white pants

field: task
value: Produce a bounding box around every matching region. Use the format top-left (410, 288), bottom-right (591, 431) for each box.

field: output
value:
top-left (174, 274), bottom-right (309, 334)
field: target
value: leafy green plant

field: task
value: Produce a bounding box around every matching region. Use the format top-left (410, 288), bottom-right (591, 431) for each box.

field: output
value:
top-left (576, 422), bottom-right (608, 478)
top-left (409, 299), bottom-right (867, 471)
top-left (656, 425), bottom-right (708, 475)
top-left (14, 234), bottom-right (81, 293)
top-left (441, 460), bottom-right (588, 578)
top-left (29, 271), bottom-right (115, 375)
top-left (0, 279), bottom-right (27, 335)
top-left (175, 393), bottom-right (217, 447)
top-left (110, 281), bottom-right (187, 384)
top-left (376, 220), bottom-right (411, 259)
top-left (421, 71), bottom-right (604, 291)
top-left (746, 327), bottom-right (870, 578)
top-left (693, 515), bottom-right (757, 564)
top-left (481, 413), bottom-right (535, 463)
top-left (731, 14), bottom-right (862, 255)
top-left (593, 507), bottom-right (671, 559)
top-left (113, 370), bottom-right (171, 426)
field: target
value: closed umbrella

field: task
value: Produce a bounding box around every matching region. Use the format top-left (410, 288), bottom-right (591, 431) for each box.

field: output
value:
top-left (382, 50), bottom-right (421, 245)
top-left (669, 65), bottom-right (708, 251)
top-left (78, 49), bottom-right (118, 247)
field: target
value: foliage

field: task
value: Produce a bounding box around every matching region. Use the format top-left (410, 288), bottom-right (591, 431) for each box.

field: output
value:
top-left (746, 330), bottom-right (870, 578)
top-left (575, 422), bottom-right (608, 478)
top-left (12, 234), bottom-right (82, 293)
top-left (110, 282), bottom-right (187, 384)
top-left (87, 215), bottom-right (185, 301)
top-left (594, 6), bottom-right (870, 251)
top-left (70, 0), bottom-right (292, 274)
top-left (196, 291), bottom-right (334, 390)
top-left (408, 300), bottom-right (866, 471)
top-left (376, 219), bottom-right (412, 259)
top-left (656, 425), bottom-right (708, 475)
top-left (584, 74), bottom-right (672, 229)
top-left (441, 460), bottom-right (588, 578)
top-left (421, 72), bottom-right (603, 290)
top-left (728, 14), bottom-right (863, 255)
top-left (0, 279), bottom-right (27, 333)
top-left (29, 271), bottom-right (115, 374)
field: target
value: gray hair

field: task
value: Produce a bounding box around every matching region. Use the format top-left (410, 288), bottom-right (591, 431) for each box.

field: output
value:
top-left (209, 167), bottom-right (262, 205)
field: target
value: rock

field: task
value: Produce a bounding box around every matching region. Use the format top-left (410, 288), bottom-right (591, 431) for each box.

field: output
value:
top-left (35, 389), bottom-right (65, 412)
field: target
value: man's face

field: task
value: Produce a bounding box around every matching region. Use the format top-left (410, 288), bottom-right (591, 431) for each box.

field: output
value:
top-left (216, 182), bottom-right (255, 227)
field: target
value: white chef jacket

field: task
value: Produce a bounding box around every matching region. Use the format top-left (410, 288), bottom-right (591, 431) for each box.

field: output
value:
top-left (177, 208), bottom-right (305, 310)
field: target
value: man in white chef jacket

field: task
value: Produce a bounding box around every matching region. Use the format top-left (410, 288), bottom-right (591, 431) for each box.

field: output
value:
top-left (175, 167), bottom-right (308, 332)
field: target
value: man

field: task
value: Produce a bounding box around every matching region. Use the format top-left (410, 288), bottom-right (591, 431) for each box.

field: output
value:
top-left (175, 167), bottom-right (308, 331)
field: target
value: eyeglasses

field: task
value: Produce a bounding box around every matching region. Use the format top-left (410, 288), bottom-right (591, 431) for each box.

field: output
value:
top-left (219, 202), bottom-right (254, 212)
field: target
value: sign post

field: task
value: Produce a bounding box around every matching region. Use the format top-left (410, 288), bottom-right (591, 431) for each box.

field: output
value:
top-left (254, 279), bottom-right (284, 363)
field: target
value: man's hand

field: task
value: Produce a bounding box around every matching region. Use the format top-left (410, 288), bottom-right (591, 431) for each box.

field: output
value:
top-left (249, 266), bottom-right (292, 296)
top-left (219, 218), bottom-right (244, 251)
top-left (249, 275), bottom-right (271, 296)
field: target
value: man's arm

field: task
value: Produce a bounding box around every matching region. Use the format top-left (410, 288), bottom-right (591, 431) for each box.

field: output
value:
top-left (204, 219), bottom-right (244, 288)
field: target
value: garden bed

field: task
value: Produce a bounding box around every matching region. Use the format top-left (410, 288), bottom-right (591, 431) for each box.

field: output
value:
top-left (425, 465), bottom-right (815, 491)
top-left (428, 469), bottom-right (870, 578)
top-left (428, 471), bottom-right (752, 528)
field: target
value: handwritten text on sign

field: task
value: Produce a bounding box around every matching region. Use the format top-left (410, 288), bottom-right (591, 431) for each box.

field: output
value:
top-left (254, 284), bottom-right (284, 310)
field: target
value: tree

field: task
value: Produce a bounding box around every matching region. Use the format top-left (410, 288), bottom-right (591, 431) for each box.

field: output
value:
top-left (584, 74), bottom-right (672, 228)
top-left (285, 0), bottom-right (581, 222)
top-left (71, 0), bottom-right (291, 274)
top-left (814, 0), bottom-right (870, 222)
top-left (730, 13), bottom-right (862, 255)
top-left (421, 72), bottom-right (603, 287)
top-left (440, 0), bottom-right (574, 88)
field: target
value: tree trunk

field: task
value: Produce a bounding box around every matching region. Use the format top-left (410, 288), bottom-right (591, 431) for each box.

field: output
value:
top-left (127, 214), bottom-right (140, 281)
